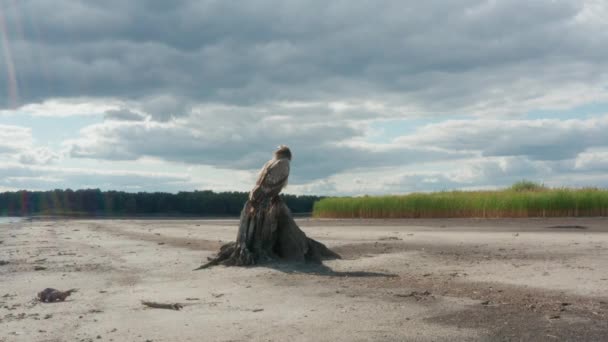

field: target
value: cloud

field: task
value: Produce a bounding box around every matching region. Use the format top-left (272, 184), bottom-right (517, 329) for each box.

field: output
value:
top-left (0, 125), bottom-right (33, 154)
top-left (0, 124), bottom-right (59, 165)
top-left (65, 104), bottom-right (471, 182)
top-left (0, 99), bottom-right (123, 117)
top-left (17, 147), bottom-right (59, 165)
top-left (103, 109), bottom-right (146, 121)
top-left (1, 1), bottom-right (608, 194)
top-left (291, 154), bottom-right (603, 196)
top-left (2, 0), bottom-right (607, 118)
top-left (64, 108), bottom-right (608, 186)
top-left (0, 163), bottom-right (192, 192)
top-left (397, 115), bottom-right (608, 160)
top-left (573, 151), bottom-right (608, 172)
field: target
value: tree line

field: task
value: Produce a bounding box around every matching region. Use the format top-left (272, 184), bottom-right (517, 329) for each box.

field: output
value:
top-left (0, 189), bottom-right (322, 217)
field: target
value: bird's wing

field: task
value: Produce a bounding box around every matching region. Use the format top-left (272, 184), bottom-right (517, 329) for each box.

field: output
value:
top-left (249, 159), bottom-right (289, 202)
top-left (262, 159), bottom-right (290, 188)
top-left (254, 160), bottom-right (273, 186)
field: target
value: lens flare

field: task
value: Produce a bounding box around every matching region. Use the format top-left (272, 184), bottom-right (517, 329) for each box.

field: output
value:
top-left (0, 6), bottom-right (19, 108)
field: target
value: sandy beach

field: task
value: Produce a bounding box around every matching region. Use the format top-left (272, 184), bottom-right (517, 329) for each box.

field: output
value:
top-left (1, 217), bottom-right (608, 341)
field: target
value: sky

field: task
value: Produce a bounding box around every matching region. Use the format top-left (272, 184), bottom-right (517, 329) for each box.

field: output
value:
top-left (1, 0), bottom-right (608, 196)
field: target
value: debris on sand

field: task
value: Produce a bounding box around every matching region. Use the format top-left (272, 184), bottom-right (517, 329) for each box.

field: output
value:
top-left (252, 308), bottom-right (264, 312)
top-left (34, 266), bottom-right (47, 271)
top-left (141, 301), bottom-right (183, 311)
top-left (379, 236), bottom-right (402, 241)
top-left (394, 290), bottom-right (433, 301)
top-left (0, 260), bottom-right (9, 266)
top-left (37, 288), bottom-right (78, 302)
top-left (546, 225), bottom-right (587, 230)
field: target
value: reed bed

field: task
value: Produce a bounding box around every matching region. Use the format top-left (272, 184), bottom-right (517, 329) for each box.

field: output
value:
top-left (312, 187), bottom-right (608, 219)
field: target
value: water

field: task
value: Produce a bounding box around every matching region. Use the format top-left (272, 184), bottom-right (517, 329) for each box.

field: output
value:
top-left (0, 217), bottom-right (23, 224)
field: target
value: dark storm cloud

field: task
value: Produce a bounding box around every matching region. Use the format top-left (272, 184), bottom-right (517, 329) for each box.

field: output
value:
top-left (2, 0), bottom-right (606, 114)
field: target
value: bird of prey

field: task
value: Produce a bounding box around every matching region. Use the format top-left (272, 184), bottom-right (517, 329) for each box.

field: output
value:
top-left (248, 145), bottom-right (292, 212)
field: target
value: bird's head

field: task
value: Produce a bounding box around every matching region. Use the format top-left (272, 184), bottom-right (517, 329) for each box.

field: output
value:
top-left (274, 145), bottom-right (292, 160)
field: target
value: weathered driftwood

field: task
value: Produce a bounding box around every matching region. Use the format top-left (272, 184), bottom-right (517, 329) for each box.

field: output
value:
top-left (141, 301), bottom-right (183, 311)
top-left (195, 198), bottom-right (339, 270)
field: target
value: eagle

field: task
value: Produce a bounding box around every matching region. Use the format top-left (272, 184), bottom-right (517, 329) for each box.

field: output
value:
top-left (248, 145), bottom-right (292, 212)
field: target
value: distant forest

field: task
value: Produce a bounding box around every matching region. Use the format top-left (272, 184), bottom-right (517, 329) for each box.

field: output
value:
top-left (0, 189), bottom-right (322, 217)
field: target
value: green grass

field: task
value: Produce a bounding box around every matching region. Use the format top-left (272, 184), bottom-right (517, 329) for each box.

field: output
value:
top-left (509, 180), bottom-right (547, 192)
top-left (312, 185), bottom-right (608, 219)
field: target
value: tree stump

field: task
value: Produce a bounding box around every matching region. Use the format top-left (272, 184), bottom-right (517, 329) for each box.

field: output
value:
top-left (195, 198), bottom-right (340, 269)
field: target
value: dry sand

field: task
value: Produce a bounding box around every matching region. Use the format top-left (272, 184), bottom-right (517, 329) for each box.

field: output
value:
top-left (1, 217), bottom-right (608, 341)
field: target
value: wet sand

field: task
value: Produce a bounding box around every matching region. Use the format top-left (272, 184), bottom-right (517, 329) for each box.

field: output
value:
top-left (1, 217), bottom-right (608, 341)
